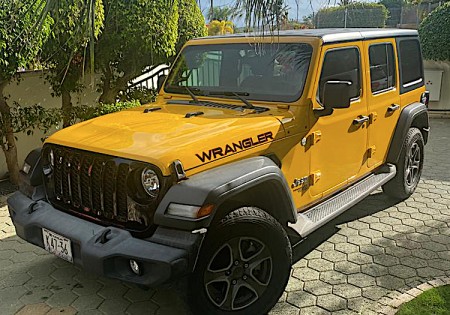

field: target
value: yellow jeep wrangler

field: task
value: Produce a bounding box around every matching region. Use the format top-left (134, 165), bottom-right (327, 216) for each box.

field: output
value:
top-left (9, 28), bottom-right (429, 314)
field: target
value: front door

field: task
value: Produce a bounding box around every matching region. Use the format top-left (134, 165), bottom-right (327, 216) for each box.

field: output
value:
top-left (309, 43), bottom-right (369, 199)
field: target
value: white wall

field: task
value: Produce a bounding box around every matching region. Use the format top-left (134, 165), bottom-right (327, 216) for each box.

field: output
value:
top-left (424, 60), bottom-right (450, 111)
top-left (0, 70), bottom-right (100, 179)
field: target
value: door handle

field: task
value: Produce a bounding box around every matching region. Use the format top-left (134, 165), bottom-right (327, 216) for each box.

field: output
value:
top-left (353, 115), bottom-right (370, 125)
top-left (387, 104), bottom-right (400, 113)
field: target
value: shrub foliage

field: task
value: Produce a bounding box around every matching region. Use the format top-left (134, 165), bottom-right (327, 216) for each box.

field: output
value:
top-left (316, 3), bottom-right (388, 28)
top-left (419, 2), bottom-right (450, 61)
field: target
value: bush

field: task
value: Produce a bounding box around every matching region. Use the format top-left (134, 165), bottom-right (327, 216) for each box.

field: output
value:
top-left (71, 100), bottom-right (142, 123)
top-left (316, 3), bottom-right (388, 28)
top-left (419, 2), bottom-right (450, 61)
top-left (119, 87), bottom-right (157, 104)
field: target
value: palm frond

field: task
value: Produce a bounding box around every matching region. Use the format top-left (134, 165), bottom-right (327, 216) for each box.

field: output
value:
top-left (234, 0), bottom-right (288, 33)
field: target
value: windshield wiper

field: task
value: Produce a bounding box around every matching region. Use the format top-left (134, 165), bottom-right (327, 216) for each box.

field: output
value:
top-left (165, 85), bottom-right (203, 103)
top-left (185, 86), bottom-right (199, 103)
top-left (209, 91), bottom-right (255, 110)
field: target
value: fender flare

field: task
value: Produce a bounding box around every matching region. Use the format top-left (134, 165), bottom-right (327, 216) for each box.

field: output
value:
top-left (153, 157), bottom-right (297, 230)
top-left (386, 102), bottom-right (429, 164)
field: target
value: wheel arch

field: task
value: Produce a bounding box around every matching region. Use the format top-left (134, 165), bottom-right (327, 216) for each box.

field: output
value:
top-left (153, 157), bottom-right (297, 230)
top-left (386, 102), bottom-right (429, 165)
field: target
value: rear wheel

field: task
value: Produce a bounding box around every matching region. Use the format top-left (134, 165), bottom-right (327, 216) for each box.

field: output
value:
top-left (383, 127), bottom-right (424, 200)
top-left (189, 207), bottom-right (292, 315)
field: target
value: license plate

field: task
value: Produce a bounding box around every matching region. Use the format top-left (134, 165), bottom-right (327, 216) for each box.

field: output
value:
top-left (42, 228), bottom-right (73, 263)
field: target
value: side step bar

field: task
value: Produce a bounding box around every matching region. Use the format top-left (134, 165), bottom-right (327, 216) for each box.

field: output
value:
top-left (289, 164), bottom-right (396, 238)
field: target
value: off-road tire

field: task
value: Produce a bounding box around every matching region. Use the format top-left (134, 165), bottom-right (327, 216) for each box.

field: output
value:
top-left (383, 127), bottom-right (424, 200)
top-left (188, 207), bottom-right (292, 315)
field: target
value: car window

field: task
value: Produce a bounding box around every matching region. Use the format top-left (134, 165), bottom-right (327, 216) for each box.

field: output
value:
top-left (369, 43), bottom-right (396, 93)
top-left (165, 43), bottom-right (313, 103)
top-left (318, 47), bottom-right (361, 104)
top-left (399, 39), bottom-right (423, 88)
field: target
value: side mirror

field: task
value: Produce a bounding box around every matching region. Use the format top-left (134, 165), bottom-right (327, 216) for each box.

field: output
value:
top-left (323, 80), bottom-right (353, 109)
top-left (157, 74), bottom-right (167, 91)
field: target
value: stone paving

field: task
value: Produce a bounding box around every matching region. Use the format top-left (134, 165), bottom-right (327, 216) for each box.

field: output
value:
top-left (0, 118), bottom-right (449, 315)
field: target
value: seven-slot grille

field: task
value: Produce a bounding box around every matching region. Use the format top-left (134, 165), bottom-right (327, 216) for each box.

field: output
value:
top-left (44, 146), bottom-right (149, 231)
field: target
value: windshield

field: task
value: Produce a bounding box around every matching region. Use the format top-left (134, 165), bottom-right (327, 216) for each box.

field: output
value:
top-left (165, 43), bottom-right (313, 103)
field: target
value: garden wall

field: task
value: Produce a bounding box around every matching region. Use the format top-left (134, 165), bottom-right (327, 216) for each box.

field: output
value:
top-left (0, 71), bottom-right (100, 179)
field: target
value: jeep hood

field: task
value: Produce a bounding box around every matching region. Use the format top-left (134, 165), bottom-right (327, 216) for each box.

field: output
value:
top-left (46, 103), bottom-right (288, 175)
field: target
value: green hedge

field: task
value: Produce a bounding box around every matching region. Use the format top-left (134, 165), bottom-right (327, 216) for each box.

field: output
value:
top-left (316, 3), bottom-right (388, 28)
top-left (419, 2), bottom-right (450, 61)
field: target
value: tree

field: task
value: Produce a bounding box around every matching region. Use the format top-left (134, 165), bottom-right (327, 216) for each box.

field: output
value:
top-left (419, 1), bottom-right (450, 61)
top-left (208, 20), bottom-right (235, 35)
top-left (0, 0), bottom-right (52, 184)
top-left (176, 0), bottom-right (208, 57)
top-left (96, 0), bottom-right (206, 104)
top-left (41, 0), bottom-right (104, 128)
top-left (234, 0), bottom-right (288, 31)
top-left (208, 6), bottom-right (239, 21)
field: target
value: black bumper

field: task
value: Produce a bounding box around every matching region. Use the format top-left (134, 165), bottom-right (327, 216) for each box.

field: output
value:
top-left (7, 191), bottom-right (201, 287)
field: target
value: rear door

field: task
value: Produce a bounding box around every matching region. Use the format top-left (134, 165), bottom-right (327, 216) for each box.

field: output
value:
top-left (364, 39), bottom-right (401, 169)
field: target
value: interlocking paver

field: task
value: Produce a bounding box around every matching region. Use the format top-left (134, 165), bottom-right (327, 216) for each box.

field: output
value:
top-left (0, 118), bottom-right (449, 314)
top-left (388, 265), bottom-right (416, 279)
top-left (303, 280), bottom-right (332, 296)
top-left (71, 295), bottom-right (104, 311)
top-left (285, 277), bottom-right (305, 292)
top-left (333, 284), bottom-right (361, 299)
top-left (317, 294), bottom-right (347, 312)
top-left (286, 291), bottom-right (317, 308)
top-left (126, 301), bottom-right (159, 315)
top-left (334, 261), bottom-right (361, 275)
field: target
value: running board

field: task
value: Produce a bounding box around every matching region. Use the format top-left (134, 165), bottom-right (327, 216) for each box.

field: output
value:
top-left (289, 164), bottom-right (396, 238)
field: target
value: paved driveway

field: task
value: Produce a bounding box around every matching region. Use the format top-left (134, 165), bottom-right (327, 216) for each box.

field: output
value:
top-left (1, 119), bottom-right (449, 315)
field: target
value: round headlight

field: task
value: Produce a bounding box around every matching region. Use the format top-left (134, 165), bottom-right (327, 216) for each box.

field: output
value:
top-left (141, 168), bottom-right (160, 198)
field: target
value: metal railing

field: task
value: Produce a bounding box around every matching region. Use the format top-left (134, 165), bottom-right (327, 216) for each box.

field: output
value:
top-left (128, 64), bottom-right (170, 91)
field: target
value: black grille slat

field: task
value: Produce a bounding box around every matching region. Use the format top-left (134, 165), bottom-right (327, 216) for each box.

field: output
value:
top-left (62, 150), bottom-right (71, 204)
top-left (103, 161), bottom-right (116, 219)
top-left (71, 153), bottom-right (81, 208)
top-left (116, 164), bottom-right (129, 222)
top-left (91, 159), bottom-right (104, 216)
top-left (80, 156), bottom-right (93, 212)
top-left (53, 148), bottom-right (63, 200)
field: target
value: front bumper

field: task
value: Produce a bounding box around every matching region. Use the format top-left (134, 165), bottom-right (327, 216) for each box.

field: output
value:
top-left (7, 191), bottom-right (201, 287)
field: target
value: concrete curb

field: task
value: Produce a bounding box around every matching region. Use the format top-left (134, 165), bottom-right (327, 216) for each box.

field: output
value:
top-left (379, 277), bottom-right (450, 315)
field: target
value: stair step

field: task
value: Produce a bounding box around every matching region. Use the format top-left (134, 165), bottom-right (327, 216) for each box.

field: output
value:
top-left (289, 164), bottom-right (396, 238)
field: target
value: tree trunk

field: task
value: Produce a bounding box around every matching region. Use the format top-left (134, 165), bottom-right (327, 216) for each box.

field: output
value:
top-left (0, 81), bottom-right (20, 185)
top-left (61, 89), bottom-right (72, 128)
top-left (98, 65), bottom-right (140, 104)
top-left (98, 88), bottom-right (118, 104)
top-left (99, 65), bottom-right (117, 104)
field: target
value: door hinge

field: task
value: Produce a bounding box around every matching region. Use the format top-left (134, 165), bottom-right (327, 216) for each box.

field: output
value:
top-left (292, 171), bottom-right (321, 190)
top-left (310, 171), bottom-right (321, 185)
top-left (368, 146), bottom-right (376, 158)
top-left (301, 130), bottom-right (321, 147)
top-left (369, 112), bottom-right (377, 123)
top-left (292, 176), bottom-right (309, 190)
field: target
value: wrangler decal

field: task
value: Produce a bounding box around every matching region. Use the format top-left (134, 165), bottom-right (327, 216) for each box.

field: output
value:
top-left (196, 132), bottom-right (274, 163)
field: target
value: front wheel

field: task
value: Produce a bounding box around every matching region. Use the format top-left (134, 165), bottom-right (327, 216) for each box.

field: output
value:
top-left (188, 207), bottom-right (292, 315)
top-left (383, 127), bottom-right (424, 200)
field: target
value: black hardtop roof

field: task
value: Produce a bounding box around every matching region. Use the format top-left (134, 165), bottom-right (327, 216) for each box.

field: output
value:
top-left (195, 28), bottom-right (418, 44)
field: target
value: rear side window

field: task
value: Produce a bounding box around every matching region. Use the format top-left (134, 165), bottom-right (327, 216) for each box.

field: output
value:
top-left (318, 47), bottom-right (361, 103)
top-left (398, 38), bottom-right (424, 93)
top-left (369, 43), bottom-right (396, 93)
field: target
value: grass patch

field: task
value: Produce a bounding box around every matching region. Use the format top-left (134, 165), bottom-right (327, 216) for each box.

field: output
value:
top-left (396, 285), bottom-right (450, 315)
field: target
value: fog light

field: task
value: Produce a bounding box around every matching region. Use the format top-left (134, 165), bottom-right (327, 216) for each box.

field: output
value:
top-left (129, 260), bottom-right (141, 275)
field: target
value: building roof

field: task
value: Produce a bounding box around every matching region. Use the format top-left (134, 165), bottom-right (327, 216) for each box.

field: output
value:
top-left (197, 28), bottom-right (418, 44)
